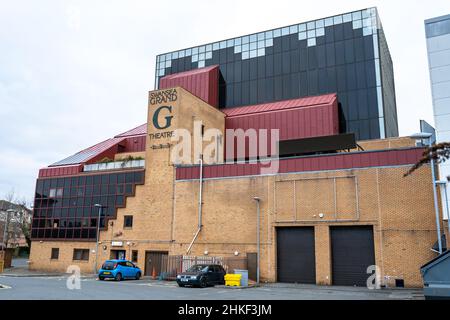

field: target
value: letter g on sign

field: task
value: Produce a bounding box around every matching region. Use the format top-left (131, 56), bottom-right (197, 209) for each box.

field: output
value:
top-left (153, 106), bottom-right (173, 130)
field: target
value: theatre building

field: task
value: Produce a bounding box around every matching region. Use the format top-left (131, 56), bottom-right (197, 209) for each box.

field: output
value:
top-left (30, 8), bottom-right (444, 288)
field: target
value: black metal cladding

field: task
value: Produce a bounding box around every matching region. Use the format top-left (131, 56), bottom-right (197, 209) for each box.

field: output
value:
top-left (31, 170), bottom-right (145, 241)
top-left (156, 8), bottom-right (399, 141)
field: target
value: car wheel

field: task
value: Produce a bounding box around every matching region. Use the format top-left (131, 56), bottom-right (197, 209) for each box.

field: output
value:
top-left (200, 277), bottom-right (208, 288)
top-left (135, 272), bottom-right (141, 280)
top-left (178, 283), bottom-right (185, 287)
top-left (115, 273), bottom-right (122, 281)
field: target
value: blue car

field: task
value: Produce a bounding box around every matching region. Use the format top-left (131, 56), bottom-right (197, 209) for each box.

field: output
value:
top-left (98, 259), bottom-right (142, 281)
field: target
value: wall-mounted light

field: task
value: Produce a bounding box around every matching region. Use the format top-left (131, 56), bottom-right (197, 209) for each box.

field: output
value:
top-left (234, 251), bottom-right (239, 256)
top-left (204, 250), bottom-right (209, 256)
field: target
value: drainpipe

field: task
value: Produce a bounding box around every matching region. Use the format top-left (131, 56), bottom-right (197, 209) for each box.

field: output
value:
top-left (186, 157), bottom-right (203, 255)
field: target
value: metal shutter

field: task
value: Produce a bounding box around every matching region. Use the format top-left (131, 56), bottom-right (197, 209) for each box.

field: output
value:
top-left (277, 227), bottom-right (316, 284)
top-left (331, 226), bottom-right (375, 286)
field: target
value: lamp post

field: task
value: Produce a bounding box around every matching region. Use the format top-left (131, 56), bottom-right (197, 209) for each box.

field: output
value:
top-left (93, 204), bottom-right (105, 275)
top-left (409, 132), bottom-right (443, 254)
top-left (253, 197), bottom-right (261, 286)
top-left (436, 180), bottom-right (450, 247)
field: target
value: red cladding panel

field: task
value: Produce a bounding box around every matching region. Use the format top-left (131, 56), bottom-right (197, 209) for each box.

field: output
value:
top-left (38, 165), bottom-right (83, 178)
top-left (224, 94), bottom-right (339, 160)
top-left (175, 148), bottom-right (425, 180)
top-left (160, 65), bottom-right (219, 107)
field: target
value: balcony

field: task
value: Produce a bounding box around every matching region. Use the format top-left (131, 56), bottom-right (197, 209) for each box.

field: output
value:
top-left (84, 159), bottom-right (145, 172)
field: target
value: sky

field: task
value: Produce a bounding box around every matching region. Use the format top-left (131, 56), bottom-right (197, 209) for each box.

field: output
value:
top-left (0, 0), bottom-right (449, 204)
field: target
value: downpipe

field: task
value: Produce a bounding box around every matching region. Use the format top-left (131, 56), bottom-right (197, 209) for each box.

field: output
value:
top-left (186, 157), bottom-right (203, 254)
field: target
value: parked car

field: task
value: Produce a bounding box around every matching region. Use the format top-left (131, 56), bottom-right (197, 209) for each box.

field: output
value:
top-left (176, 264), bottom-right (226, 287)
top-left (98, 259), bottom-right (142, 281)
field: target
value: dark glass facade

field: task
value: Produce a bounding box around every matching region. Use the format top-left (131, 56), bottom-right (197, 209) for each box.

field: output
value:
top-left (31, 170), bottom-right (145, 241)
top-left (156, 7), bottom-right (399, 140)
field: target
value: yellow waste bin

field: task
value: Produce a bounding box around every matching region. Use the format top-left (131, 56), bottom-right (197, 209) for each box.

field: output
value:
top-left (0, 260), bottom-right (4, 273)
top-left (224, 273), bottom-right (242, 287)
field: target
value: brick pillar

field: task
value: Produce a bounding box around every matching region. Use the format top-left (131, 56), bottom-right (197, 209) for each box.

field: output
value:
top-left (315, 225), bottom-right (332, 285)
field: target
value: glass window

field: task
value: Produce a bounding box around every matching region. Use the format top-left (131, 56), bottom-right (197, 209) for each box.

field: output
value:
top-left (242, 51), bottom-right (250, 60)
top-left (226, 39), bottom-right (234, 47)
top-left (265, 30), bottom-right (273, 39)
top-left (343, 13), bottom-right (352, 23)
top-left (334, 15), bottom-right (343, 24)
top-left (192, 47), bottom-right (199, 55)
top-left (179, 50), bottom-right (185, 58)
top-left (199, 46), bottom-right (205, 53)
top-left (265, 38), bottom-right (273, 47)
top-left (124, 215), bottom-right (133, 228)
top-left (352, 11), bottom-right (362, 20)
top-left (49, 188), bottom-right (56, 198)
top-left (308, 30), bottom-right (316, 38)
top-left (289, 25), bottom-right (298, 34)
top-left (73, 249), bottom-right (89, 261)
top-left (242, 36), bottom-right (250, 44)
top-left (257, 32), bottom-right (265, 41)
top-left (316, 28), bottom-right (325, 37)
top-left (273, 28), bottom-right (281, 38)
top-left (307, 21), bottom-right (315, 30)
top-left (212, 42), bottom-right (219, 51)
top-left (316, 19), bottom-right (324, 28)
top-left (249, 34), bottom-right (257, 42)
top-left (257, 48), bottom-right (265, 57)
top-left (51, 248), bottom-right (59, 260)
top-left (325, 17), bottom-right (334, 27)
top-left (185, 48), bottom-right (192, 56)
top-left (219, 41), bottom-right (227, 49)
top-left (298, 32), bottom-right (307, 41)
top-left (131, 250), bottom-right (138, 263)
top-left (198, 61), bottom-right (205, 68)
top-left (307, 38), bottom-right (317, 47)
top-left (281, 27), bottom-right (289, 36)
top-left (353, 20), bottom-right (362, 29)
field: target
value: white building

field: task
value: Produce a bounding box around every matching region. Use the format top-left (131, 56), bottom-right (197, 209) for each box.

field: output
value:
top-left (425, 14), bottom-right (450, 219)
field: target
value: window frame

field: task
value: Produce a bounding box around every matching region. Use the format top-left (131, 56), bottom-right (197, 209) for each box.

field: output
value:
top-left (72, 249), bottom-right (89, 261)
top-left (124, 215), bottom-right (133, 229)
top-left (50, 248), bottom-right (59, 260)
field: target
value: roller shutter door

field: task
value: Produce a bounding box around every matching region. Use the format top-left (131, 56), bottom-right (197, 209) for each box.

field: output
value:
top-left (277, 227), bottom-right (316, 284)
top-left (331, 226), bottom-right (375, 286)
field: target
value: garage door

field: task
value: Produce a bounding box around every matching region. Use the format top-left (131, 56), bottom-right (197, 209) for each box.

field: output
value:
top-left (277, 227), bottom-right (316, 284)
top-left (331, 226), bottom-right (375, 286)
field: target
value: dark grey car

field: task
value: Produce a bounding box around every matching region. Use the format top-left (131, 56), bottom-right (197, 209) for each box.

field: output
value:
top-left (176, 264), bottom-right (226, 288)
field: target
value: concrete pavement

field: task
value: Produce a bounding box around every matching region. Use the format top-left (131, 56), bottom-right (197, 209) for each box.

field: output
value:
top-left (0, 274), bottom-right (424, 300)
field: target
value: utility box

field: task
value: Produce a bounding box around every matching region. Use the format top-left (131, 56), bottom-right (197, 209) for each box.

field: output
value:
top-left (421, 250), bottom-right (450, 299)
top-left (234, 269), bottom-right (249, 287)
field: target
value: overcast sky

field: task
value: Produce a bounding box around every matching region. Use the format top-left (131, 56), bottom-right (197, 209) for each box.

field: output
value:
top-left (0, 0), bottom-right (449, 204)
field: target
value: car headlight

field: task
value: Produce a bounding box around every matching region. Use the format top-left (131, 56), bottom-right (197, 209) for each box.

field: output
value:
top-left (177, 275), bottom-right (181, 279)
top-left (191, 276), bottom-right (197, 280)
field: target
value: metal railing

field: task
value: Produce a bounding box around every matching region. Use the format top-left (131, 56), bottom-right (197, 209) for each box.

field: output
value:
top-left (84, 160), bottom-right (145, 172)
top-left (159, 255), bottom-right (248, 280)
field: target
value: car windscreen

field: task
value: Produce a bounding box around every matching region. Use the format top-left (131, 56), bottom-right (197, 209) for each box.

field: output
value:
top-left (186, 265), bottom-right (209, 272)
top-left (102, 261), bottom-right (117, 270)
